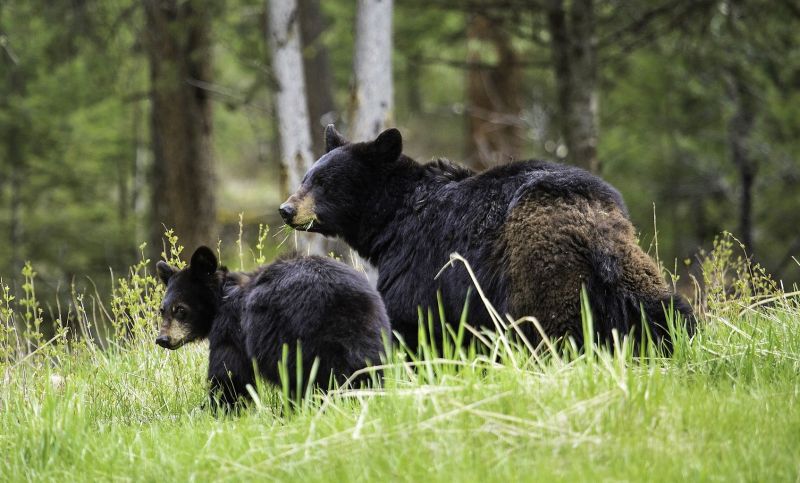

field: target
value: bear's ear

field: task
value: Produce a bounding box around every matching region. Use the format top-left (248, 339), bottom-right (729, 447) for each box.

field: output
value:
top-left (324, 124), bottom-right (347, 153)
top-left (156, 261), bottom-right (176, 285)
top-left (371, 128), bottom-right (402, 162)
top-left (189, 246), bottom-right (218, 276)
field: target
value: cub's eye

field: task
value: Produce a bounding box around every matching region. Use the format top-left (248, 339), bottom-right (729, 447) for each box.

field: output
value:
top-left (172, 306), bottom-right (186, 319)
top-left (158, 306), bottom-right (165, 317)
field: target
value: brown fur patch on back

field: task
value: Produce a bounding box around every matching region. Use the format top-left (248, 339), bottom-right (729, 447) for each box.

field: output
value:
top-left (501, 193), bottom-right (668, 341)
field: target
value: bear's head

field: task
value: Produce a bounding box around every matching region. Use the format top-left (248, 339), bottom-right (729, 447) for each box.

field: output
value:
top-left (278, 125), bottom-right (403, 238)
top-left (154, 246), bottom-right (220, 350)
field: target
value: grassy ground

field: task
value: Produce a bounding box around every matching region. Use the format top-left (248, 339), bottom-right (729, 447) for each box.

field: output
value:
top-left (1, 235), bottom-right (799, 482)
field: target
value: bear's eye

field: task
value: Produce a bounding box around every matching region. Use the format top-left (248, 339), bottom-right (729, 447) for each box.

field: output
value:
top-left (173, 306), bottom-right (186, 319)
top-left (158, 306), bottom-right (165, 317)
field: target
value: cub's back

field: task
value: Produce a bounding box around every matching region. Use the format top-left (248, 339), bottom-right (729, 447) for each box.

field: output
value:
top-left (244, 256), bottom-right (388, 348)
top-left (239, 255), bottom-right (390, 388)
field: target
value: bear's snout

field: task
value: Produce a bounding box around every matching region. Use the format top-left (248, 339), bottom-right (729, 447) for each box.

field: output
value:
top-left (279, 202), bottom-right (296, 224)
top-left (279, 192), bottom-right (317, 229)
top-left (155, 335), bottom-right (171, 349)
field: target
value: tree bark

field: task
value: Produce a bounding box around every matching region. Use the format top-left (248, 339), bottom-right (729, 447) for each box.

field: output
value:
top-left (7, 102), bottom-right (24, 282)
top-left (267, 0), bottom-right (324, 255)
top-left (1, 36), bottom-right (25, 281)
top-left (465, 13), bottom-right (523, 170)
top-left (143, 0), bottom-right (217, 258)
top-left (298, 0), bottom-right (336, 158)
top-left (547, 0), bottom-right (600, 173)
top-left (726, 69), bottom-right (757, 254)
top-left (348, 0), bottom-right (393, 281)
top-left (350, 0), bottom-right (394, 142)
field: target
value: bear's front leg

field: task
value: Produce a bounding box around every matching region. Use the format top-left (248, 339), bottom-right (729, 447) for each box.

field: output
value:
top-left (207, 344), bottom-right (255, 414)
top-left (207, 375), bottom-right (245, 414)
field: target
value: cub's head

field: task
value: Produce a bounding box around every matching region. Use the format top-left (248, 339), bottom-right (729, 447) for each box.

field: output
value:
top-left (154, 246), bottom-right (220, 350)
top-left (278, 125), bottom-right (403, 238)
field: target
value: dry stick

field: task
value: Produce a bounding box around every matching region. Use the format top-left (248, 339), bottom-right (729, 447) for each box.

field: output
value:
top-left (737, 290), bottom-right (800, 317)
top-left (709, 315), bottom-right (752, 340)
top-left (435, 253), bottom-right (517, 367)
top-left (418, 390), bottom-right (512, 429)
top-left (438, 252), bottom-right (565, 367)
top-left (336, 357), bottom-right (505, 398)
top-left (10, 332), bottom-right (67, 369)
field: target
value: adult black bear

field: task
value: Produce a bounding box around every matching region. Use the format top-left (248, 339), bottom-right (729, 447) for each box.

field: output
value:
top-left (155, 246), bottom-right (390, 409)
top-left (279, 126), bottom-right (695, 351)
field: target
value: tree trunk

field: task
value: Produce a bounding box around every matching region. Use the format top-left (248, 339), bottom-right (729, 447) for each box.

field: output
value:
top-left (350, 0), bottom-right (394, 142)
top-left (547, 0), bottom-right (600, 173)
top-left (348, 0), bottom-right (393, 282)
top-left (2, 41), bottom-right (25, 282)
top-left (465, 13), bottom-right (523, 170)
top-left (267, 0), bottom-right (324, 255)
top-left (726, 69), bottom-right (757, 254)
top-left (7, 110), bottom-right (24, 282)
top-left (143, 0), bottom-right (217, 259)
top-left (298, 0), bottom-right (336, 158)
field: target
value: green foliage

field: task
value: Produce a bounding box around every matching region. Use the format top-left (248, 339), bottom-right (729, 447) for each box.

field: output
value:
top-left (700, 232), bottom-right (779, 314)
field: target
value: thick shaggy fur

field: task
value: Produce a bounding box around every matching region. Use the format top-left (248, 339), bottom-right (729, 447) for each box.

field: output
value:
top-left (280, 126), bottom-right (695, 351)
top-left (156, 247), bottom-right (390, 409)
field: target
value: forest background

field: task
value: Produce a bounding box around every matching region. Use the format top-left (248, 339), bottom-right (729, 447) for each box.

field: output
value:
top-left (1, 0), bottom-right (799, 314)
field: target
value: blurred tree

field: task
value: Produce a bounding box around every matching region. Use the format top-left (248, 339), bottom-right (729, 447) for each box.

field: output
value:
top-left (0, 28), bottom-right (25, 278)
top-left (267, 0), bottom-right (324, 255)
top-left (143, 0), bottom-right (217, 258)
top-left (547, 0), bottom-right (599, 173)
top-left (726, 65), bottom-right (757, 254)
top-left (465, 12), bottom-right (523, 169)
top-left (299, 0), bottom-right (337, 158)
top-left (350, 0), bottom-right (394, 142)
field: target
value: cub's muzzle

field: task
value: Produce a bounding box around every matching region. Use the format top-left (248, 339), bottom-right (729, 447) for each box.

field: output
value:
top-left (156, 322), bottom-right (190, 350)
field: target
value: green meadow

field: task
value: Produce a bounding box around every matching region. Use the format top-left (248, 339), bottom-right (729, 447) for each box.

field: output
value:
top-left (1, 234), bottom-right (799, 482)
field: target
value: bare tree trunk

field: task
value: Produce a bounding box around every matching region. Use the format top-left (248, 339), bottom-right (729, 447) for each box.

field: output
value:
top-left (299, 0), bottom-right (336, 158)
top-left (350, 0), bottom-right (394, 142)
top-left (7, 112), bottom-right (23, 281)
top-left (2, 39), bottom-right (25, 282)
top-left (267, 0), bottom-right (324, 255)
top-left (547, 0), bottom-right (600, 173)
top-left (465, 13), bottom-right (523, 170)
top-left (348, 0), bottom-right (393, 281)
top-left (143, 0), bottom-right (217, 258)
top-left (726, 69), bottom-right (757, 254)
top-left (131, 98), bottom-right (147, 249)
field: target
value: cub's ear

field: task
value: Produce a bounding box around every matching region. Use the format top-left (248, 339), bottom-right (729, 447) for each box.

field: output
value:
top-left (156, 261), bottom-right (176, 285)
top-left (324, 124), bottom-right (347, 153)
top-left (190, 246), bottom-right (218, 276)
top-left (371, 128), bottom-right (402, 162)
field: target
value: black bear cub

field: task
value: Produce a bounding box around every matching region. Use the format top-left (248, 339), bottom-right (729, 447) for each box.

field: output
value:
top-left (155, 246), bottom-right (390, 409)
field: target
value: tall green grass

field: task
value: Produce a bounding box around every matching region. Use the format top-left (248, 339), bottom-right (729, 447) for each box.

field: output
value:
top-left (1, 232), bottom-right (799, 481)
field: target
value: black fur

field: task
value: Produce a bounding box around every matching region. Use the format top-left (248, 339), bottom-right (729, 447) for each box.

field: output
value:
top-left (156, 247), bottom-right (390, 410)
top-left (281, 126), bottom-right (694, 351)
